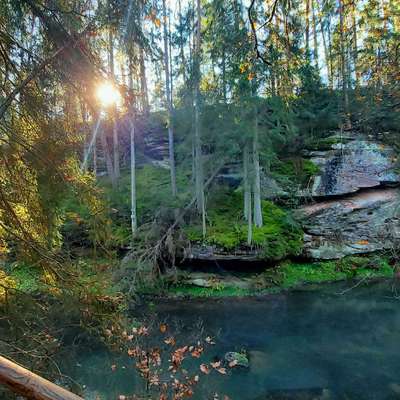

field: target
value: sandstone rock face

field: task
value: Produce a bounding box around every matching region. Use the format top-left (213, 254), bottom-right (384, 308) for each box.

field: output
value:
top-left (299, 134), bottom-right (400, 259)
top-left (300, 188), bottom-right (400, 259)
top-left (309, 138), bottom-right (399, 197)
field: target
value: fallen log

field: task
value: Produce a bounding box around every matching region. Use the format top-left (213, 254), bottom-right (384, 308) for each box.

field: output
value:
top-left (0, 355), bottom-right (83, 400)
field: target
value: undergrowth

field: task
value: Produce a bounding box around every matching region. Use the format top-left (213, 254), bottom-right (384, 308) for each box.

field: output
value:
top-left (184, 189), bottom-right (303, 260)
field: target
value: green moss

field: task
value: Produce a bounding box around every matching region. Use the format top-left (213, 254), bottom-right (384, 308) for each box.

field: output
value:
top-left (279, 256), bottom-right (394, 288)
top-left (167, 284), bottom-right (253, 298)
top-left (184, 190), bottom-right (303, 260)
top-left (102, 165), bottom-right (189, 223)
top-left (9, 263), bottom-right (43, 293)
top-left (306, 135), bottom-right (353, 151)
top-left (303, 159), bottom-right (320, 176)
top-left (271, 157), bottom-right (320, 186)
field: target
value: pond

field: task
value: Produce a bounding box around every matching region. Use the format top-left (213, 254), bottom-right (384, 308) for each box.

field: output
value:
top-left (65, 279), bottom-right (400, 400)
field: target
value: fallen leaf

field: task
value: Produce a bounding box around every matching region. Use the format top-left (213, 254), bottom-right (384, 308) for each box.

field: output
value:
top-left (138, 326), bottom-right (149, 336)
top-left (228, 360), bottom-right (238, 368)
top-left (217, 367), bottom-right (227, 374)
top-left (164, 336), bottom-right (176, 346)
top-left (159, 323), bottom-right (168, 333)
top-left (191, 347), bottom-right (203, 358)
top-left (205, 336), bottom-right (215, 345)
top-left (200, 363), bottom-right (210, 374)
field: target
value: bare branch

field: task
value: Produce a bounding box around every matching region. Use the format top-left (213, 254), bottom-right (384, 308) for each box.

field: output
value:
top-left (248, 0), bottom-right (280, 66)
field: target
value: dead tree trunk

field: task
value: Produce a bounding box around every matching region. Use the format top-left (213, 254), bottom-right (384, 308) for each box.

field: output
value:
top-left (0, 355), bottom-right (83, 400)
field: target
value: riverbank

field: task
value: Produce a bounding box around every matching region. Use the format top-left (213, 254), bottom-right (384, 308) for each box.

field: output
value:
top-left (140, 255), bottom-right (396, 298)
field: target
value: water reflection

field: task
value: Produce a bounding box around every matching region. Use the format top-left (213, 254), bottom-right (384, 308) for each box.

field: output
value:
top-left (66, 280), bottom-right (400, 399)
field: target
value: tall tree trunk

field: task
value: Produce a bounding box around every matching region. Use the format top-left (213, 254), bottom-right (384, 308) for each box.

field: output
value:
top-left (194, 0), bottom-right (206, 237)
top-left (129, 116), bottom-right (137, 237)
top-left (312, 0), bottom-right (319, 70)
top-left (339, 0), bottom-right (350, 125)
top-left (108, 24), bottom-right (120, 181)
top-left (139, 47), bottom-right (149, 114)
top-left (305, 0), bottom-right (311, 59)
top-left (351, 2), bottom-right (359, 87)
top-left (80, 99), bottom-right (89, 172)
top-left (222, 48), bottom-right (227, 102)
top-left (168, 9), bottom-right (174, 102)
top-left (162, 0), bottom-right (177, 197)
top-left (101, 127), bottom-right (116, 187)
top-left (243, 141), bottom-right (251, 221)
top-left (93, 139), bottom-right (97, 176)
top-left (178, 0), bottom-right (187, 82)
top-left (316, 0), bottom-right (332, 87)
top-left (244, 141), bottom-right (252, 245)
top-left (253, 104), bottom-right (263, 228)
top-left (128, 60), bottom-right (137, 238)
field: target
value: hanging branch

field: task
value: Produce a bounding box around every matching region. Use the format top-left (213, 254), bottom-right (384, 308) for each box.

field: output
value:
top-left (248, 0), bottom-right (280, 66)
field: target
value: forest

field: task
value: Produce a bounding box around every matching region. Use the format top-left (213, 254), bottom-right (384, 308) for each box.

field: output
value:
top-left (0, 0), bottom-right (400, 399)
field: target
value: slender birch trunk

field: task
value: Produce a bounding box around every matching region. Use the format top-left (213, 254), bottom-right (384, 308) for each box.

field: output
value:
top-left (139, 48), bottom-right (149, 114)
top-left (316, 0), bottom-right (332, 88)
top-left (243, 142), bottom-right (251, 221)
top-left (101, 127), bottom-right (116, 187)
top-left (108, 22), bottom-right (120, 181)
top-left (305, 0), bottom-right (310, 59)
top-left (312, 0), bottom-right (319, 70)
top-left (128, 57), bottom-right (137, 238)
top-left (162, 0), bottom-right (177, 197)
top-left (253, 104), bottom-right (263, 228)
top-left (194, 0), bottom-right (206, 238)
top-left (351, 3), bottom-right (359, 88)
top-left (339, 0), bottom-right (350, 124)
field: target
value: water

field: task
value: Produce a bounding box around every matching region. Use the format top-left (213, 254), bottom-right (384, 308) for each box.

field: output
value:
top-left (65, 280), bottom-right (400, 399)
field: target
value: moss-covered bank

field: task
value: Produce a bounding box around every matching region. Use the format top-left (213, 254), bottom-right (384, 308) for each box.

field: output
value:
top-left (184, 189), bottom-right (303, 260)
top-left (161, 255), bottom-right (395, 298)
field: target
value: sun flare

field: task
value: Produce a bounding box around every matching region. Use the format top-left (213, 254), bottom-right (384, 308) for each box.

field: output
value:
top-left (96, 82), bottom-right (121, 107)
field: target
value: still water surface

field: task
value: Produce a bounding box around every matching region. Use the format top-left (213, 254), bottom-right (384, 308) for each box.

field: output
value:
top-left (67, 280), bottom-right (400, 399)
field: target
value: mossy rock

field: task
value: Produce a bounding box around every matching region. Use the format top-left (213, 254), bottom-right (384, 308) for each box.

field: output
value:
top-left (184, 189), bottom-right (303, 260)
top-left (271, 157), bottom-right (320, 186)
top-left (224, 351), bottom-right (249, 368)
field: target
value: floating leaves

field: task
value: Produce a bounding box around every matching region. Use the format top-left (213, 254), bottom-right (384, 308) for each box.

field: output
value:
top-left (200, 363), bottom-right (210, 374)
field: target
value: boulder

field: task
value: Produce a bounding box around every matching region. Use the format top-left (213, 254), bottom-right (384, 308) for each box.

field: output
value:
top-left (307, 138), bottom-right (399, 197)
top-left (224, 351), bottom-right (250, 368)
top-left (185, 245), bottom-right (262, 262)
top-left (299, 188), bottom-right (400, 259)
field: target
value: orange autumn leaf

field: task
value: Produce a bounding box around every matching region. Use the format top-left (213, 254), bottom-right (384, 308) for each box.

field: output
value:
top-left (200, 363), bottom-right (210, 374)
top-left (154, 17), bottom-right (161, 28)
top-left (191, 347), bottom-right (203, 358)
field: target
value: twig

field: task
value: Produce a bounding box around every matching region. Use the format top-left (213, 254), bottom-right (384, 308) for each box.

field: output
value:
top-left (336, 273), bottom-right (371, 295)
top-left (248, 0), bottom-right (279, 66)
